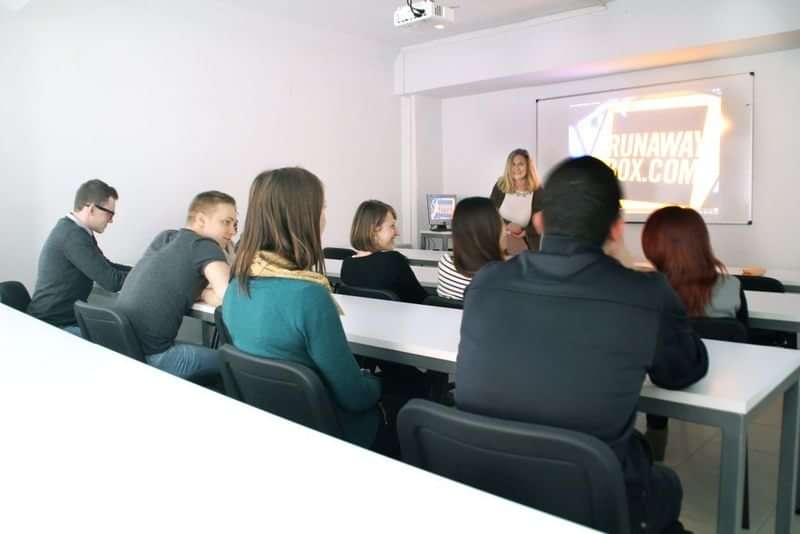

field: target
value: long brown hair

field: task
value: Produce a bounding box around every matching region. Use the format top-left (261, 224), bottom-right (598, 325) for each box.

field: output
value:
top-left (452, 197), bottom-right (505, 276)
top-left (233, 168), bottom-right (325, 295)
top-left (641, 206), bottom-right (725, 316)
top-left (497, 148), bottom-right (541, 194)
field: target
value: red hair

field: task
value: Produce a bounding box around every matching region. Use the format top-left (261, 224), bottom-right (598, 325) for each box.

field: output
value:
top-left (641, 206), bottom-right (725, 317)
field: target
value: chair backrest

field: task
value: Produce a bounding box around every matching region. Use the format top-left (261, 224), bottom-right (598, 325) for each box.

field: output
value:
top-left (323, 247), bottom-right (356, 260)
top-left (690, 317), bottom-right (749, 343)
top-left (736, 275), bottom-right (785, 293)
top-left (335, 282), bottom-right (399, 301)
top-left (423, 294), bottom-right (463, 309)
top-left (398, 399), bottom-right (630, 534)
top-left (213, 306), bottom-right (233, 346)
top-left (73, 301), bottom-right (146, 362)
top-left (0, 281), bottom-right (31, 312)
top-left (217, 344), bottom-right (343, 438)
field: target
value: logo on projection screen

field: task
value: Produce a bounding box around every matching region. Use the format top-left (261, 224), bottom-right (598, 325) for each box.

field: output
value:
top-left (568, 93), bottom-right (723, 215)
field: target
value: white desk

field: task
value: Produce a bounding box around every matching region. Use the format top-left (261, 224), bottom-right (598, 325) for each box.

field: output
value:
top-left (419, 230), bottom-right (452, 251)
top-left (634, 262), bottom-right (800, 294)
top-left (746, 290), bottom-right (800, 332)
top-left (325, 258), bottom-right (439, 288)
top-left (0, 304), bottom-right (595, 534)
top-left (396, 248), bottom-right (443, 267)
top-left (192, 295), bottom-right (800, 534)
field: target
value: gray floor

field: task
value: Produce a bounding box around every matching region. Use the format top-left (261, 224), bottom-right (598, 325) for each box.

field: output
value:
top-left (636, 396), bottom-right (798, 534)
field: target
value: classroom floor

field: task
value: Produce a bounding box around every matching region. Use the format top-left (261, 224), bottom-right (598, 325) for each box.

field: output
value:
top-left (637, 396), bottom-right (797, 534)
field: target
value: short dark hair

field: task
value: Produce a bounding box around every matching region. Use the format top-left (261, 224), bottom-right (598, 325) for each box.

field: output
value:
top-left (73, 179), bottom-right (118, 211)
top-left (541, 156), bottom-right (622, 245)
top-left (186, 191), bottom-right (236, 223)
top-left (350, 200), bottom-right (397, 252)
top-left (452, 197), bottom-right (504, 276)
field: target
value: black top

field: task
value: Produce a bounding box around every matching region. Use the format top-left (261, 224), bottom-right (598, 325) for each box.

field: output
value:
top-left (340, 251), bottom-right (428, 304)
top-left (455, 234), bottom-right (708, 484)
top-left (116, 229), bottom-right (226, 355)
top-left (28, 217), bottom-right (130, 327)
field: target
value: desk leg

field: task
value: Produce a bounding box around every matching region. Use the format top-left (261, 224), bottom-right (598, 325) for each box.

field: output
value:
top-left (717, 417), bottom-right (746, 534)
top-left (779, 381), bottom-right (799, 533)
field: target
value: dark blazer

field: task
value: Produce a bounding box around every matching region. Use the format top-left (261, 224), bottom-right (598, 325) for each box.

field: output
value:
top-left (455, 235), bottom-right (708, 524)
top-left (490, 183), bottom-right (543, 250)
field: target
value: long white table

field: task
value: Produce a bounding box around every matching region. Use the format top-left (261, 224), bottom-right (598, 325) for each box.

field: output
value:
top-left (0, 304), bottom-right (595, 534)
top-left (745, 290), bottom-right (800, 332)
top-left (192, 295), bottom-right (800, 534)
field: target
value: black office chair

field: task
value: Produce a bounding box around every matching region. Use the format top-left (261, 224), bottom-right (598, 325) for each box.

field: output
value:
top-left (74, 301), bottom-right (220, 387)
top-left (398, 399), bottom-right (629, 533)
top-left (335, 282), bottom-right (399, 301)
top-left (0, 281), bottom-right (31, 312)
top-left (213, 306), bottom-right (232, 346)
top-left (736, 275), bottom-right (797, 349)
top-left (423, 294), bottom-right (463, 309)
top-left (690, 317), bottom-right (748, 343)
top-left (217, 343), bottom-right (343, 438)
top-left (74, 301), bottom-right (147, 363)
top-left (323, 247), bottom-right (356, 260)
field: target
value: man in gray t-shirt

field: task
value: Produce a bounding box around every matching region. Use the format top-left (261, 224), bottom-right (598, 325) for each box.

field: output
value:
top-left (116, 191), bottom-right (237, 378)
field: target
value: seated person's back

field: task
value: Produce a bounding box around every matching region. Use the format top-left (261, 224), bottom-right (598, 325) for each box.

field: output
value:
top-left (28, 179), bottom-right (130, 332)
top-left (223, 168), bottom-right (381, 448)
top-left (436, 197), bottom-right (505, 301)
top-left (642, 205), bottom-right (748, 323)
top-left (115, 191), bottom-right (236, 378)
top-left (456, 157), bottom-right (707, 534)
top-left (341, 200), bottom-right (427, 303)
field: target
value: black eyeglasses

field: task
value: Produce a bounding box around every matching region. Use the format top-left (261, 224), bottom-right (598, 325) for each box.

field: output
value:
top-left (90, 204), bottom-right (115, 217)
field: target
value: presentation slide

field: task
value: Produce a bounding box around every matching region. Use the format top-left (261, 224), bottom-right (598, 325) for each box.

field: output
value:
top-left (536, 74), bottom-right (753, 223)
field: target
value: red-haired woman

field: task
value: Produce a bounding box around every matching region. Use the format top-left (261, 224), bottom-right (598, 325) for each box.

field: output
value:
top-left (641, 205), bottom-right (748, 460)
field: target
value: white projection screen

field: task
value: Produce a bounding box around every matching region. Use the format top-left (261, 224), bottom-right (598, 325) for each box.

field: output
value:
top-left (536, 73), bottom-right (754, 224)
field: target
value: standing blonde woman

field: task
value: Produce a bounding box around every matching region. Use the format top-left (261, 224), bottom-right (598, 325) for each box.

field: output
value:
top-left (490, 148), bottom-right (543, 255)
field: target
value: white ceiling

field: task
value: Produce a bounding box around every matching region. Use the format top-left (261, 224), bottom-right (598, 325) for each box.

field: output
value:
top-left (220, 0), bottom-right (607, 48)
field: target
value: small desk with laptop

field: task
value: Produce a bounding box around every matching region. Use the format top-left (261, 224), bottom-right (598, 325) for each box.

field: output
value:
top-left (0, 303), bottom-right (594, 534)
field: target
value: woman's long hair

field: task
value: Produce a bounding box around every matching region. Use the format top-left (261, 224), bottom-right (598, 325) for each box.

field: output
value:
top-left (452, 197), bottom-right (505, 277)
top-left (233, 167), bottom-right (325, 295)
top-left (642, 206), bottom-right (725, 316)
top-left (497, 148), bottom-right (541, 194)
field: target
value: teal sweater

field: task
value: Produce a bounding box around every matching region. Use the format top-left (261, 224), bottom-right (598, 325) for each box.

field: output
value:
top-left (223, 277), bottom-right (382, 447)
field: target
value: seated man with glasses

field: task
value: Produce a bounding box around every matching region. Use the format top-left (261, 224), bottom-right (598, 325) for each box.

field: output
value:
top-left (28, 179), bottom-right (131, 335)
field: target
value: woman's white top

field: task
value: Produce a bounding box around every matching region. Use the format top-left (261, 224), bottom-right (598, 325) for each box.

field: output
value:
top-left (499, 191), bottom-right (533, 227)
top-left (437, 253), bottom-right (471, 301)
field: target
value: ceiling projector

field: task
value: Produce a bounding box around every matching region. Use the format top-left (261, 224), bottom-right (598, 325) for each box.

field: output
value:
top-left (394, 1), bottom-right (455, 29)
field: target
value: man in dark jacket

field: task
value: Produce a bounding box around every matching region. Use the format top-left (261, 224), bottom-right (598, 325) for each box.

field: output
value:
top-left (27, 179), bottom-right (130, 334)
top-left (456, 156), bottom-right (708, 534)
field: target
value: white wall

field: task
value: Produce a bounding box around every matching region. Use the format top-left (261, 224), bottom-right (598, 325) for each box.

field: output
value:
top-left (398, 0), bottom-right (800, 95)
top-left (442, 49), bottom-right (800, 268)
top-left (0, 0), bottom-right (400, 288)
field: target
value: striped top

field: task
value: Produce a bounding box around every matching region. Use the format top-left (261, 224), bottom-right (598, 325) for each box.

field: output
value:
top-left (437, 253), bottom-right (471, 301)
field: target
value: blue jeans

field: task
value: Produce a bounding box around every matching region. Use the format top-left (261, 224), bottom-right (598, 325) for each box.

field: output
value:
top-left (62, 325), bottom-right (82, 337)
top-left (146, 343), bottom-right (220, 379)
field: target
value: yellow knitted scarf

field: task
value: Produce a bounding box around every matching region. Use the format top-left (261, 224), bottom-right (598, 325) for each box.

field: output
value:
top-left (249, 251), bottom-right (343, 314)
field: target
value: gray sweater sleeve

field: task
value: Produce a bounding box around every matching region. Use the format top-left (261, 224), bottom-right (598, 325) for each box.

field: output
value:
top-left (63, 229), bottom-right (128, 292)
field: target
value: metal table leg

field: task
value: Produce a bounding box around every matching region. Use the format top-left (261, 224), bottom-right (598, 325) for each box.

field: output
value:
top-left (717, 416), bottom-right (746, 533)
top-left (778, 381), bottom-right (799, 533)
